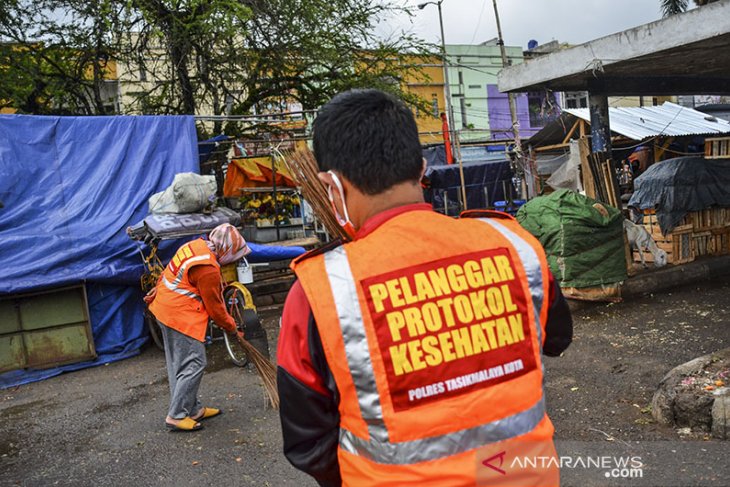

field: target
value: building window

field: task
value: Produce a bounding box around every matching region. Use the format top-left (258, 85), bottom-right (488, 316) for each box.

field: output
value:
top-left (458, 71), bottom-right (463, 86)
top-left (468, 84), bottom-right (481, 89)
top-left (431, 95), bottom-right (439, 118)
top-left (564, 92), bottom-right (588, 109)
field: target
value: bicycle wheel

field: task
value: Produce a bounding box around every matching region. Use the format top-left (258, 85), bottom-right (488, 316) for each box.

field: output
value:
top-left (223, 322), bottom-right (249, 368)
top-left (144, 307), bottom-right (165, 350)
top-left (223, 283), bottom-right (271, 367)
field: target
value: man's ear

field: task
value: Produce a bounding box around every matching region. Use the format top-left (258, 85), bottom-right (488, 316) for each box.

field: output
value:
top-left (319, 171), bottom-right (346, 214)
top-left (317, 171), bottom-right (333, 187)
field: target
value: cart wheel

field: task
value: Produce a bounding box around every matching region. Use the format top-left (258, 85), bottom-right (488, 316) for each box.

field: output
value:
top-left (223, 283), bottom-right (270, 367)
top-left (144, 308), bottom-right (165, 350)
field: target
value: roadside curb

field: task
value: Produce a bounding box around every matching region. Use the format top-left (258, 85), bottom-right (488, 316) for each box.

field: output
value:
top-left (567, 255), bottom-right (730, 312)
top-left (622, 255), bottom-right (730, 298)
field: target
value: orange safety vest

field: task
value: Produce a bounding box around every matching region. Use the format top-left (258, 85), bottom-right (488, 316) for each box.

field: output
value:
top-left (149, 238), bottom-right (219, 342)
top-left (292, 209), bottom-right (559, 486)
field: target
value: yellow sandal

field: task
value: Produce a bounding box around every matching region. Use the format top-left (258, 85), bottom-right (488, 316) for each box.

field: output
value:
top-left (194, 407), bottom-right (222, 421)
top-left (165, 417), bottom-right (203, 432)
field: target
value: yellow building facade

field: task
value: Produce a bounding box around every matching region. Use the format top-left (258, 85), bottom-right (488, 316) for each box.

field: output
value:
top-left (401, 56), bottom-right (446, 145)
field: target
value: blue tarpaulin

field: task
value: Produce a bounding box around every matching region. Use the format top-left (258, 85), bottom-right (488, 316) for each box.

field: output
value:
top-left (0, 115), bottom-right (198, 388)
top-left (423, 159), bottom-right (514, 216)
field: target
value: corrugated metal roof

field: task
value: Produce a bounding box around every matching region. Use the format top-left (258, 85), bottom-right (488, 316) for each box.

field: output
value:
top-left (565, 102), bottom-right (730, 141)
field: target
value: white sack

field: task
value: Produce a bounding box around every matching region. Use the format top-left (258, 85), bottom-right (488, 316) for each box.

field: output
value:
top-left (149, 172), bottom-right (217, 214)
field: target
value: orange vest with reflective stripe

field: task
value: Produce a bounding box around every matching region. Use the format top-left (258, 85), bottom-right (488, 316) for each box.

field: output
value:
top-left (292, 209), bottom-right (559, 486)
top-left (149, 238), bottom-right (219, 342)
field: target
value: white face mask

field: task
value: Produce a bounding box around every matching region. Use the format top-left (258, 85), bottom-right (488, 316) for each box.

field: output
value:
top-left (327, 170), bottom-right (356, 238)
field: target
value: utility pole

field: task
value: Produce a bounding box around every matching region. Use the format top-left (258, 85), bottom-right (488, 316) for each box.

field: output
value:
top-left (435, 0), bottom-right (458, 167)
top-left (419, 0), bottom-right (467, 209)
top-left (492, 0), bottom-right (524, 198)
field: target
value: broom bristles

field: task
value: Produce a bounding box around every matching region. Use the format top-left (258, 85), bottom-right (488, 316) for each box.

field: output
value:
top-left (282, 147), bottom-right (352, 242)
top-left (236, 335), bottom-right (279, 409)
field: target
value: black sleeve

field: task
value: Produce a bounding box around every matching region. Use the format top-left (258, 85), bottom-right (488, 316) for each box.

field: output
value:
top-left (542, 279), bottom-right (573, 357)
top-left (278, 315), bottom-right (342, 487)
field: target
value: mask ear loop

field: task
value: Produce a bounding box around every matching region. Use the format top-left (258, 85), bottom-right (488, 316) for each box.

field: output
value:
top-left (327, 171), bottom-right (352, 225)
top-left (326, 170), bottom-right (356, 238)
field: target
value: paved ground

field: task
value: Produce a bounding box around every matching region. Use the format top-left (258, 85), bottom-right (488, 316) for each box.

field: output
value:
top-left (1, 278), bottom-right (729, 486)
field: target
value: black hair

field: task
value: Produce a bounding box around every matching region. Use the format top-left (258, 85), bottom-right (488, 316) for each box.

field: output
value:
top-left (312, 89), bottom-right (423, 195)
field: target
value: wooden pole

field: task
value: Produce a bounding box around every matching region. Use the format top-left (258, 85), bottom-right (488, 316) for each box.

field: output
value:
top-left (579, 136), bottom-right (595, 199)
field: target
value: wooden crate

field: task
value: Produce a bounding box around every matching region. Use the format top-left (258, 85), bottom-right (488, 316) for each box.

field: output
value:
top-left (672, 229), bottom-right (695, 264)
top-left (705, 137), bottom-right (730, 159)
top-left (632, 216), bottom-right (687, 265)
top-left (632, 209), bottom-right (730, 266)
top-left (680, 208), bottom-right (730, 231)
top-left (692, 231), bottom-right (712, 257)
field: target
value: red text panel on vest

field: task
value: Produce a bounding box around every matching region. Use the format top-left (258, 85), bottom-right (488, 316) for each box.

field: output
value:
top-left (361, 248), bottom-right (537, 412)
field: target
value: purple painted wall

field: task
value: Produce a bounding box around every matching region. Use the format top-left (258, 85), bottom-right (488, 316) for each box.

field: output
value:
top-left (486, 84), bottom-right (560, 141)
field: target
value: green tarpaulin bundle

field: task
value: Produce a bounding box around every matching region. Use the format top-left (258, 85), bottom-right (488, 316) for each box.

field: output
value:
top-left (516, 189), bottom-right (627, 289)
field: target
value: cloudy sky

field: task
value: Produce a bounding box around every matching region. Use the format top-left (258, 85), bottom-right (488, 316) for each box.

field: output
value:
top-left (386, 0), bottom-right (687, 50)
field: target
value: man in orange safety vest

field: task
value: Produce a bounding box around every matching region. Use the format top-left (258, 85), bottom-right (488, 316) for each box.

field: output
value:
top-left (277, 89), bottom-right (572, 486)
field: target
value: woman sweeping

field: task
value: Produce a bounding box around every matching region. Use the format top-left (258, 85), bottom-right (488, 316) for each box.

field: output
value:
top-left (147, 223), bottom-right (250, 432)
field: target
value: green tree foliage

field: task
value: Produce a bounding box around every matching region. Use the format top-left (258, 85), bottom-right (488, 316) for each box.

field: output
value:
top-left (660, 0), bottom-right (720, 17)
top-left (0, 0), bottom-right (128, 114)
top-left (660, 0), bottom-right (689, 16)
top-left (1, 0), bottom-right (433, 120)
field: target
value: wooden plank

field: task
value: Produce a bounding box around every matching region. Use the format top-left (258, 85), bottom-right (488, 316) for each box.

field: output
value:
top-left (705, 136), bottom-right (730, 159)
top-left (561, 119), bottom-right (581, 145)
top-left (589, 152), bottom-right (608, 204)
top-left (579, 137), bottom-right (595, 199)
top-left (672, 224), bottom-right (694, 233)
top-left (623, 232), bottom-right (634, 276)
top-left (604, 159), bottom-right (620, 208)
top-left (535, 143), bottom-right (570, 153)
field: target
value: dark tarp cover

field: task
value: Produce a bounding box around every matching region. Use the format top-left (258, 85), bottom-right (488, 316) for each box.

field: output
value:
top-left (423, 144), bottom-right (508, 167)
top-left (628, 156), bottom-right (730, 234)
top-left (0, 115), bottom-right (198, 388)
top-left (424, 160), bottom-right (514, 215)
top-left (198, 134), bottom-right (229, 164)
top-left (516, 189), bottom-right (627, 288)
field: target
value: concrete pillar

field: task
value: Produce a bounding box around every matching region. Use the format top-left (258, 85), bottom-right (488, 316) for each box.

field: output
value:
top-left (589, 93), bottom-right (611, 154)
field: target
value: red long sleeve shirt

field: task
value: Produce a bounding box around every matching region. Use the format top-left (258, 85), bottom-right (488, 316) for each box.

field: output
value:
top-left (188, 265), bottom-right (237, 332)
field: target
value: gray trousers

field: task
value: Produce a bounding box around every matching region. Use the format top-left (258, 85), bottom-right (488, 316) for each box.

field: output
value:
top-left (158, 321), bottom-right (206, 419)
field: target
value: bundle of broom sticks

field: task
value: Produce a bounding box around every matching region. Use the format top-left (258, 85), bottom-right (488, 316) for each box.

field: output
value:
top-left (280, 147), bottom-right (352, 242)
top-left (234, 334), bottom-right (279, 409)
top-left (226, 289), bottom-right (279, 409)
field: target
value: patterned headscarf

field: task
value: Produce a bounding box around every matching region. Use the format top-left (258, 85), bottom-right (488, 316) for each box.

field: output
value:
top-left (206, 224), bottom-right (250, 265)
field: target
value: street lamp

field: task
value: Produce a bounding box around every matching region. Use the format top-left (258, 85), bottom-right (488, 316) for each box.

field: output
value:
top-left (419, 0), bottom-right (467, 209)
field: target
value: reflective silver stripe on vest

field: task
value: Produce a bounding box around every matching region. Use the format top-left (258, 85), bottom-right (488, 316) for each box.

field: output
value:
top-left (171, 255), bottom-right (213, 286)
top-left (478, 219), bottom-right (544, 347)
top-left (324, 247), bottom-right (389, 443)
top-left (339, 398), bottom-right (545, 465)
top-left (162, 276), bottom-right (203, 302)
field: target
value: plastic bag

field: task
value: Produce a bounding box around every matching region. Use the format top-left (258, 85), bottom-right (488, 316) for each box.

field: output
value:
top-left (546, 140), bottom-right (583, 192)
top-left (148, 172), bottom-right (217, 214)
